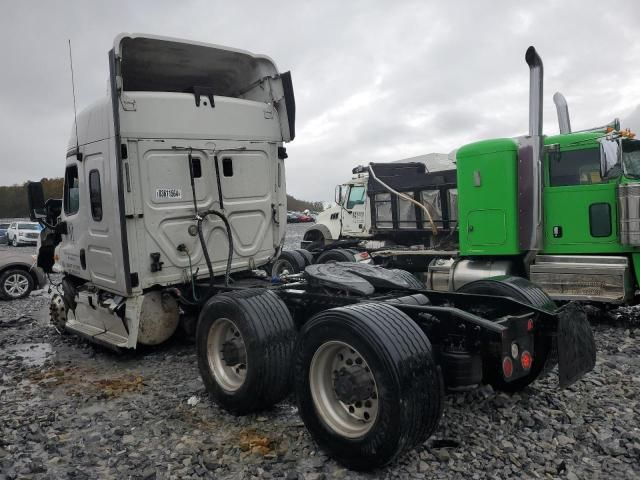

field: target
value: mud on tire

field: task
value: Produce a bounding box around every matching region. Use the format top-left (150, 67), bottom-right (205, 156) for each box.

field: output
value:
top-left (196, 290), bottom-right (296, 414)
top-left (294, 302), bottom-right (444, 470)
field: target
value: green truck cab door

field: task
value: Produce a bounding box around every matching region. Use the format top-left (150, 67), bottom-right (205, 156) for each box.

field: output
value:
top-left (543, 145), bottom-right (618, 253)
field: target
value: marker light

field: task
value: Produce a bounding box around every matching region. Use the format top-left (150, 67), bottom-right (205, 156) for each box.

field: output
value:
top-left (521, 351), bottom-right (533, 370)
top-left (502, 357), bottom-right (513, 378)
top-left (527, 318), bottom-right (534, 331)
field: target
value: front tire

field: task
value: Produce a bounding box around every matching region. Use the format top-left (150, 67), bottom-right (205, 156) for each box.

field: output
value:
top-left (295, 303), bottom-right (443, 470)
top-left (0, 269), bottom-right (34, 300)
top-left (196, 290), bottom-right (296, 414)
top-left (11, 237), bottom-right (18, 247)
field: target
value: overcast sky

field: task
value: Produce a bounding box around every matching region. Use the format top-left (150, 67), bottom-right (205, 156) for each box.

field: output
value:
top-left (2, 0), bottom-right (640, 202)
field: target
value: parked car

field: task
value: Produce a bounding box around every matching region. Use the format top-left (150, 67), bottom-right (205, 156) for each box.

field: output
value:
top-left (0, 223), bottom-right (9, 244)
top-left (6, 221), bottom-right (41, 246)
top-left (287, 212), bottom-right (301, 223)
top-left (0, 251), bottom-right (47, 300)
top-left (297, 213), bottom-right (315, 223)
top-left (287, 211), bottom-right (315, 223)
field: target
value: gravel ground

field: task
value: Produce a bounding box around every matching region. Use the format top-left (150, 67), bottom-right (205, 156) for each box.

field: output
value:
top-left (1, 229), bottom-right (640, 479)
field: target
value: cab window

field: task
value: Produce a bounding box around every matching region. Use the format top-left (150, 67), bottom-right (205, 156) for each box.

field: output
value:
top-left (346, 185), bottom-right (366, 209)
top-left (548, 149), bottom-right (602, 186)
top-left (64, 165), bottom-right (80, 215)
top-left (89, 170), bottom-right (103, 221)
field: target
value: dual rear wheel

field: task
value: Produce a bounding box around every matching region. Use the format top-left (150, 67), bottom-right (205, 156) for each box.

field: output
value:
top-left (196, 292), bottom-right (443, 470)
top-left (196, 276), bottom-right (551, 468)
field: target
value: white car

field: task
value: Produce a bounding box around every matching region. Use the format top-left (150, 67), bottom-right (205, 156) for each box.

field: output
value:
top-left (6, 222), bottom-right (41, 247)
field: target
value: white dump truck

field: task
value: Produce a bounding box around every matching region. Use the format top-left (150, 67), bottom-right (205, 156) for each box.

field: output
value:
top-left (28, 37), bottom-right (595, 470)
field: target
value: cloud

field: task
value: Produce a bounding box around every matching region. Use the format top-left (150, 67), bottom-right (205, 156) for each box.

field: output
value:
top-left (0, 0), bottom-right (639, 201)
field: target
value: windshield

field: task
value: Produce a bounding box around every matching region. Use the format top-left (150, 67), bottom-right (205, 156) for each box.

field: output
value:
top-left (18, 223), bottom-right (39, 230)
top-left (623, 139), bottom-right (640, 179)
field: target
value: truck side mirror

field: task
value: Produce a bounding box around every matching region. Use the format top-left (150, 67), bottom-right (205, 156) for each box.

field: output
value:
top-left (335, 185), bottom-right (343, 205)
top-left (27, 182), bottom-right (46, 221)
top-left (599, 138), bottom-right (622, 179)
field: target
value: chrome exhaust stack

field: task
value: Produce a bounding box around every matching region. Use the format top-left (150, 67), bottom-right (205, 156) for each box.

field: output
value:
top-left (526, 46), bottom-right (544, 138)
top-left (518, 46), bottom-right (544, 254)
top-left (553, 92), bottom-right (572, 134)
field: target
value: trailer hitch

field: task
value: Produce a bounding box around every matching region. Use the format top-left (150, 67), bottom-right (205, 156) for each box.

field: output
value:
top-left (556, 302), bottom-right (596, 388)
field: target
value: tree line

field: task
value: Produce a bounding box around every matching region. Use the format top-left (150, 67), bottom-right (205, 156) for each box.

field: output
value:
top-left (0, 178), bottom-right (323, 218)
top-left (0, 178), bottom-right (64, 218)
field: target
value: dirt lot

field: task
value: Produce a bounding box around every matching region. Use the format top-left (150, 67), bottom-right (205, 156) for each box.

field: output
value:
top-left (1, 226), bottom-right (639, 479)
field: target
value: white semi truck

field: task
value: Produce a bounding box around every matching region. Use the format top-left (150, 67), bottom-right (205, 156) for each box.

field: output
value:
top-left (28, 37), bottom-right (594, 470)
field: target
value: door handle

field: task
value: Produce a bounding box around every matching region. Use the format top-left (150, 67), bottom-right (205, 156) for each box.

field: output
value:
top-left (553, 225), bottom-right (563, 238)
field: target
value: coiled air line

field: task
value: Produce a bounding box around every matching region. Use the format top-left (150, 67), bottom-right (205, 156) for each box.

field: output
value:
top-left (187, 151), bottom-right (234, 293)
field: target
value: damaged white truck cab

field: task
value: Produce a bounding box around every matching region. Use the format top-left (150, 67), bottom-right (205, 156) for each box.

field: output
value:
top-left (31, 34), bottom-right (295, 349)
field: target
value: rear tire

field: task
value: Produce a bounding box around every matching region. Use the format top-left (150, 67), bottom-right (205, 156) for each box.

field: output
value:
top-left (272, 250), bottom-right (307, 276)
top-left (457, 275), bottom-right (556, 392)
top-left (316, 248), bottom-right (355, 264)
top-left (196, 290), bottom-right (296, 414)
top-left (294, 248), bottom-right (314, 266)
top-left (295, 303), bottom-right (443, 470)
top-left (390, 269), bottom-right (424, 290)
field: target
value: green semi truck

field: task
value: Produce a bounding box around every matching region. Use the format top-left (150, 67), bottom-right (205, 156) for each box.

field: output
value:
top-left (301, 47), bottom-right (640, 305)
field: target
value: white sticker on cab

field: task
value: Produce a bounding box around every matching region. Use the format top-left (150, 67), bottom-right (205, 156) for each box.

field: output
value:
top-left (155, 188), bottom-right (182, 200)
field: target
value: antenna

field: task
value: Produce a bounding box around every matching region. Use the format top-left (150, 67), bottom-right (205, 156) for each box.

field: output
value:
top-left (68, 39), bottom-right (82, 161)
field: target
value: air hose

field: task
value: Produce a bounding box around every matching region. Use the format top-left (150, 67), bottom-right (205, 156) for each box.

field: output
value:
top-left (367, 164), bottom-right (438, 236)
top-left (187, 152), bottom-right (234, 296)
top-left (197, 210), bottom-right (233, 288)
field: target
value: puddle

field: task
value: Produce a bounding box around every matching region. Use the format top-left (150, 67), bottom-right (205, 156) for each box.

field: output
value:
top-left (4, 343), bottom-right (53, 367)
top-left (35, 305), bottom-right (52, 327)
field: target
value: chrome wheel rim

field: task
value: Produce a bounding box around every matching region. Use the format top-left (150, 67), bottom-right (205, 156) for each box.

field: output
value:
top-left (309, 340), bottom-right (379, 438)
top-left (206, 318), bottom-right (247, 392)
top-left (4, 273), bottom-right (29, 297)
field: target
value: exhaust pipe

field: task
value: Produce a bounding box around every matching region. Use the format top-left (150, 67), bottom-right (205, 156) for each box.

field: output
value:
top-left (519, 46), bottom-right (544, 255)
top-left (553, 92), bottom-right (572, 134)
top-left (525, 46), bottom-right (543, 137)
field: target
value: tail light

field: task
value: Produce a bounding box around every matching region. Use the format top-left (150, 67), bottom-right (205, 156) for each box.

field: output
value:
top-left (502, 357), bottom-right (513, 378)
top-left (521, 351), bottom-right (533, 370)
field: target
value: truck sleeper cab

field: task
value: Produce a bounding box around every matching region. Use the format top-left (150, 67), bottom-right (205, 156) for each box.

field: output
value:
top-left (34, 34), bottom-right (295, 349)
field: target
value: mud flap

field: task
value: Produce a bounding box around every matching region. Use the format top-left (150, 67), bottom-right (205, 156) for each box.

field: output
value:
top-left (556, 303), bottom-right (596, 388)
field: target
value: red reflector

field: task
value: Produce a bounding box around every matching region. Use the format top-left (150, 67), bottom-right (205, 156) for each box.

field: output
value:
top-left (527, 319), bottom-right (534, 331)
top-left (521, 351), bottom-right (532, 370)
top-left (502, 357), bottom-right (513, 378)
